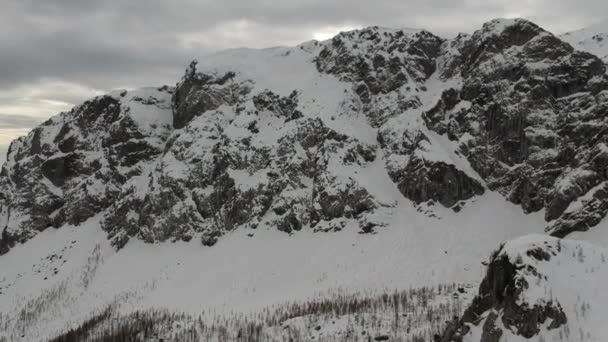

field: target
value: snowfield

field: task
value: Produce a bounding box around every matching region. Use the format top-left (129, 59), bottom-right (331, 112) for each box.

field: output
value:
top-left (0, 192), bottom-right (545, 341)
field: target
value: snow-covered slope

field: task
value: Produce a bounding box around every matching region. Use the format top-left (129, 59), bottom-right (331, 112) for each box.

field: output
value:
top-left (1, 17), bottom-right (608, 341)
top-left (561, 19), bottom-right (608, 63)
top-left (0, 194), bottom-right (543, 341)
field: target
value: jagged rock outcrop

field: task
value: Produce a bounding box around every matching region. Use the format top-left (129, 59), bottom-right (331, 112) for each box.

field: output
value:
top-left (423, 18), bottom-right (608, 235)
top-left (546, 181), bottom-right (608, 237)
top-left (102, 103), bottom-right (383, 247)
top-left (172, 60), bottom-right (251, 129)
top-left (0, 88), bottom-right (173, 253)
top-left (316, 27), bottom-right (444, 127)
top-left (316, 27), bottom-right (443, 94)
top-left (378, 125), bottom-right (485, 208)
top-left (440, 235), bottom-right (570, 342)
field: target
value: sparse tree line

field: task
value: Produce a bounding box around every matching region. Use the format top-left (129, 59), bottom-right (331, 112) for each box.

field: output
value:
top-left (40, 283), bottom-right (467, 342)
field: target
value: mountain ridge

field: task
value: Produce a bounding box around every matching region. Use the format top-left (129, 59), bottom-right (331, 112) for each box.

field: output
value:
top-left (3, 17), bottom-right (607, 253)
top-left (2, 17), bottom-right (608, 341)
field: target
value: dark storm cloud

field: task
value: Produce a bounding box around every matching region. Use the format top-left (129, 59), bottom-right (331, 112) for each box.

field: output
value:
top-left (0, 0), bottom-right (606, 138)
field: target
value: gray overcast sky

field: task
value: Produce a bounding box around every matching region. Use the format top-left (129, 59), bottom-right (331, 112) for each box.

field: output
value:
top-left (1, 0), bottom-right (607, 164)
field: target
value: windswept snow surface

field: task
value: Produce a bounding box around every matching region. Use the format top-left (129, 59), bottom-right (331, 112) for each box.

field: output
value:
top-left (561, 19), bottom-right (608, 63)
top-left (0, 193), bottom-right (544, 341)
top-left (195, 45), bottom-right (380, 145)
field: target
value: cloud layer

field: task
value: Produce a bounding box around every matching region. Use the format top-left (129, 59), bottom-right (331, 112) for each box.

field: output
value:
top-left (1, 0), bottom-right (607, 164)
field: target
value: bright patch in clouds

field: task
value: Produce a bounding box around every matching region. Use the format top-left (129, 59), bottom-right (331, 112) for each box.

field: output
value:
top-left (0, 128), bottom-right (31, 146)
top-left (179, 20), bottom-right (309, 51)
top-left (0, 79), bottom-right (104, 115)
top-left (504, 12), bottom-right (524, 19)
top-left (313, 25), bottom-right (362, 41)
top-left (0, 79), bottom-right (104, 164)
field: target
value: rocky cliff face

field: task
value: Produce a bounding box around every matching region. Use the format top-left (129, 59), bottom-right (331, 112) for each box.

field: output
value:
top-left (423, 19), bottom-right (608, 237)
top-left (0, 88), bottom-right (173, 253)
top-left (2, 18), bottom-right (608, 254)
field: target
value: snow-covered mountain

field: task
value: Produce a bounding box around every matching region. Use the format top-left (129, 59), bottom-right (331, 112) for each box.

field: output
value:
top-left (561, 19), bottom-right (608, 64)
top-left (1, 18), bottom-right (608, 341)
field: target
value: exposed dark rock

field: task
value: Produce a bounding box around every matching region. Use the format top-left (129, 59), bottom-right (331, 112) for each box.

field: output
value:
top-left (440, 242), bottom-right (567, 342)
top-left (0, 86), bottom-right (173, 254)
top-left (312, 177), bottom-right (377, 222)
top-left (41, 153), bottom-right (90, 187)
top-left (315, 27), bottom-right (444, 127)
top-left (545, 169), bottom-right (599, 221)
top-left (277, 212), bottom-right (302, 233)
top-left (480, 312), bottom-right (502, 342)
top-left (379, 125), bottom-right (485, 208)
top-left (394, 159), bottom-right (484, 208)
top-left (172, 60), bottom-right (250, 129)
top-left (252, 90), bottom-right (303, 121)
top-left (424, 18), bottom-right (608, 234)
top-left (546, 182), bottom-right (608, 237)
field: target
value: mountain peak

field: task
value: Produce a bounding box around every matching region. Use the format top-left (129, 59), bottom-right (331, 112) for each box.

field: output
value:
top-left (481, 17), bottom-right (537, 30)
top-left (472, 17), bottom-right (547, 46)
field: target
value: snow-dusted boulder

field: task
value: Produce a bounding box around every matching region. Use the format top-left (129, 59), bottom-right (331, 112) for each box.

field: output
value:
top-left (441, 234), bottom-right (608, 341)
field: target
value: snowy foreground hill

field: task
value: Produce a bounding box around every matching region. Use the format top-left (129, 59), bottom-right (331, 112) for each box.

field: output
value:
top-left (561, 19), bottom-right (608, 64)
top-left (2, 18), bottom-right (608, 341)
